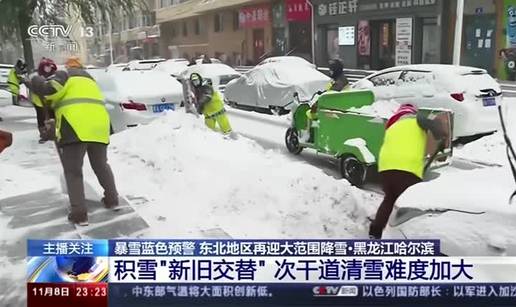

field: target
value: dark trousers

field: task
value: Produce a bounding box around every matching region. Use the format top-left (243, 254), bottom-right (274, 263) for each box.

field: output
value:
top-left (369, 170), bottom-right (422, 239)
top-left (60, 142), bottom-right (118, 220)
top-left (34, 106), bottom-right (55, 127)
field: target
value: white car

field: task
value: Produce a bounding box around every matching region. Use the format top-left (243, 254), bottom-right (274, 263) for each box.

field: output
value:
top-left (154, 59), bottom-right (189, 78)
top-left (258, 56), bottom-right (315, 69)
top-left (179, 63), bottom-right (241, 94)
top-left (352, 64), bottom-right (501, 140)
top-left (385, 168), bottom-right (516, 256)
top-left (89, 69), bottom-right (183, 133)
top-left (224, 62), bottom-right (330, 112)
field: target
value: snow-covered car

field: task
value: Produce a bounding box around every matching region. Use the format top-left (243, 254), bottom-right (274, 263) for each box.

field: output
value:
top-left (154, 59), bottom-right (189, 78)
top-left (224, 62), bottom-right (330, 112)
top-left (179, 63), bottom-right (240, 94)
top-left (352, 64), bottom-right (502, 140)
top-left (385, 167), bottom-right (516, 256)
top-left (258, 56), bottom-right (315, 69)
top-left (89, 69), bottom-right (183, 133)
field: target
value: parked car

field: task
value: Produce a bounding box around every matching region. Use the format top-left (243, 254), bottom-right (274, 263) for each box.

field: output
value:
top-left (352, 64), bottom-right (502, 140)
top-left (178, 63), bottom-right (241, 94)
top-left (88, 69), bottom-right (183, 133)
top-left (258, 56), bottom-right (315, 69)
top-left (385, 168), bottom-right (516, 256)
top-left (154, 59), bottom-right (189, 78)
top-left (224, 62), bottom-right (330, 113)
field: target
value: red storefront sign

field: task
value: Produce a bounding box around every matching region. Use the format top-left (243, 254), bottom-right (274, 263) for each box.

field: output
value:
top-left (239, 4), bottom-right (271, 28)
top-left (286, 0), bottom-right (311, 22)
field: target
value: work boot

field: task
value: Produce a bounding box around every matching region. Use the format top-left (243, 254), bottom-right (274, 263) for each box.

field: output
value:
top-left (102, 197), bottom-right (120, 212)
top-left (68, 212), bottom-right (89, 226)
top-left (38, 126), bottom-right (49, 144)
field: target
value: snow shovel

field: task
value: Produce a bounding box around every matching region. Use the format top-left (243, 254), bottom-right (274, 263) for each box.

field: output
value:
top-left (498, 105), bottom-right (516, 203)
top-left (424, 139), bottom-right (445, 174)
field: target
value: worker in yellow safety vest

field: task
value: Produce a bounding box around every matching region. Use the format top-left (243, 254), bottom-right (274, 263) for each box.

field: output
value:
top-left (7, 59), bottom-right (28, 104)
top-left (303, 59), bottom-right (350, 141)
top-left (30, 56), bottom-right (119, 226)
top-left (25, 57), bottom-right (58, 143)
top-left (190, 73), bottom-right (232, 134)
top-left (369, 104), bottom-right (447, 239)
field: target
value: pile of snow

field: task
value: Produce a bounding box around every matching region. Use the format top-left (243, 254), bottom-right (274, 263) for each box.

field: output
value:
top-left (109, 111), bottom-right (373, 238)
top-left (454, 131), bottom-right (506, 165)
top-left (348, 99), bottom-right (400, 119)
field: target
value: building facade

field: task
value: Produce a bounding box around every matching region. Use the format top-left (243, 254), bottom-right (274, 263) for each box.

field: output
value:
top-left (311, 0), bottom-right (455, 70)
top-left (157, 0), bottom-right (315, 65)
top-left (460, 0), bottom-right (516, 81)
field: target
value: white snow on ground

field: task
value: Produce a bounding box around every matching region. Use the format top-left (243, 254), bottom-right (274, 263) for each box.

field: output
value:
top-left (454, 99), bottom-right (515, 166)
top-left (0, 164), bottom-right (56, 199)
top-left (108, 110), bottom-right (374, 238)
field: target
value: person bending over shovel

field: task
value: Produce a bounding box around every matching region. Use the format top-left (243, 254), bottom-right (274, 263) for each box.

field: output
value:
top-left (189, 73), bottom-right (232, 135)
top-left (369, 104), bottom-right (447, 240)
top-left (30, 57), bottom-right (119, 226)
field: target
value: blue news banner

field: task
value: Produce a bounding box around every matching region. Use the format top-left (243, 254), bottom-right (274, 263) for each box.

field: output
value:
top-left (27, 239), bottom-right (516, 306)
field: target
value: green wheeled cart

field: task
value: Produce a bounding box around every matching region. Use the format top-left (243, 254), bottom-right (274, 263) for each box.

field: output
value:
top-left (285, 90), bottom-right (453, 187)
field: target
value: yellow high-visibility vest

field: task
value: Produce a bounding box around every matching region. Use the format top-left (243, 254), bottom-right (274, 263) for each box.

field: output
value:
top-left (45, 76), bottom-right (110, 144)
top-left (7, 68), bottom-right (20, 96)
top-left (31, 92), bottom-right (43, 107)
top-left (378, 117), bottom-right (427, 179)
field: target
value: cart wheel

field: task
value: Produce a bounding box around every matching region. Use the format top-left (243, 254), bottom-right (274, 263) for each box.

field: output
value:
top-left (285, 128), bottom-right (303, 155)
top-left (340, 155), bottom-right (367, 187)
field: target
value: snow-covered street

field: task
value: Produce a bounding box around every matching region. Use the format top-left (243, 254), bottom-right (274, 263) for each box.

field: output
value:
top-left (1, 98), bottom-right (515, 306)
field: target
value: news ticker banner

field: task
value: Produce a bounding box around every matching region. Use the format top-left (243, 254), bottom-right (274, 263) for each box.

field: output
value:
top-left (26, 239), bottom-right (516, 306)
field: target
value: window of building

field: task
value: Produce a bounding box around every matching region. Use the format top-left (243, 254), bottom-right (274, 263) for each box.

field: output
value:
top-left (161, 0), bottom-right (174, 8)
top-left (129, 15), bottom-right (136, 29)
top-left (233, 11), bottom-right (240, 31)
top-left (214, 13), bottom-right (224, 32)
top-left (421, 17), bottom-right (441, 64)
top-left (195, 18), bottom-right (201, 35)
top-left (171, 23), bottom-right (177, 38)
top-left (182, 21), bottom-right (188, 36)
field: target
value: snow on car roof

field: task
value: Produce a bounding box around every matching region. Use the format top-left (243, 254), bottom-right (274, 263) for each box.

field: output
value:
top-left (154, 61), bottom-right (189, 75)
top-left (376, 64), bottom-right (487, 75)
top-left (259, 56), bottom-right (313, 66)
top-left (248, 62), bottom-right (328, 84)
top-left (108, 70), bottom-right (182, 96)
top-left (183, 63), bottom-right (240, 78)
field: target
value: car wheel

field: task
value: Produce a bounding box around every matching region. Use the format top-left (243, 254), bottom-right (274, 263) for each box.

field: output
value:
top-left (340, 155), bottom-right (367, 187)
top-left (285, 127), bottom-right (303, 155)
